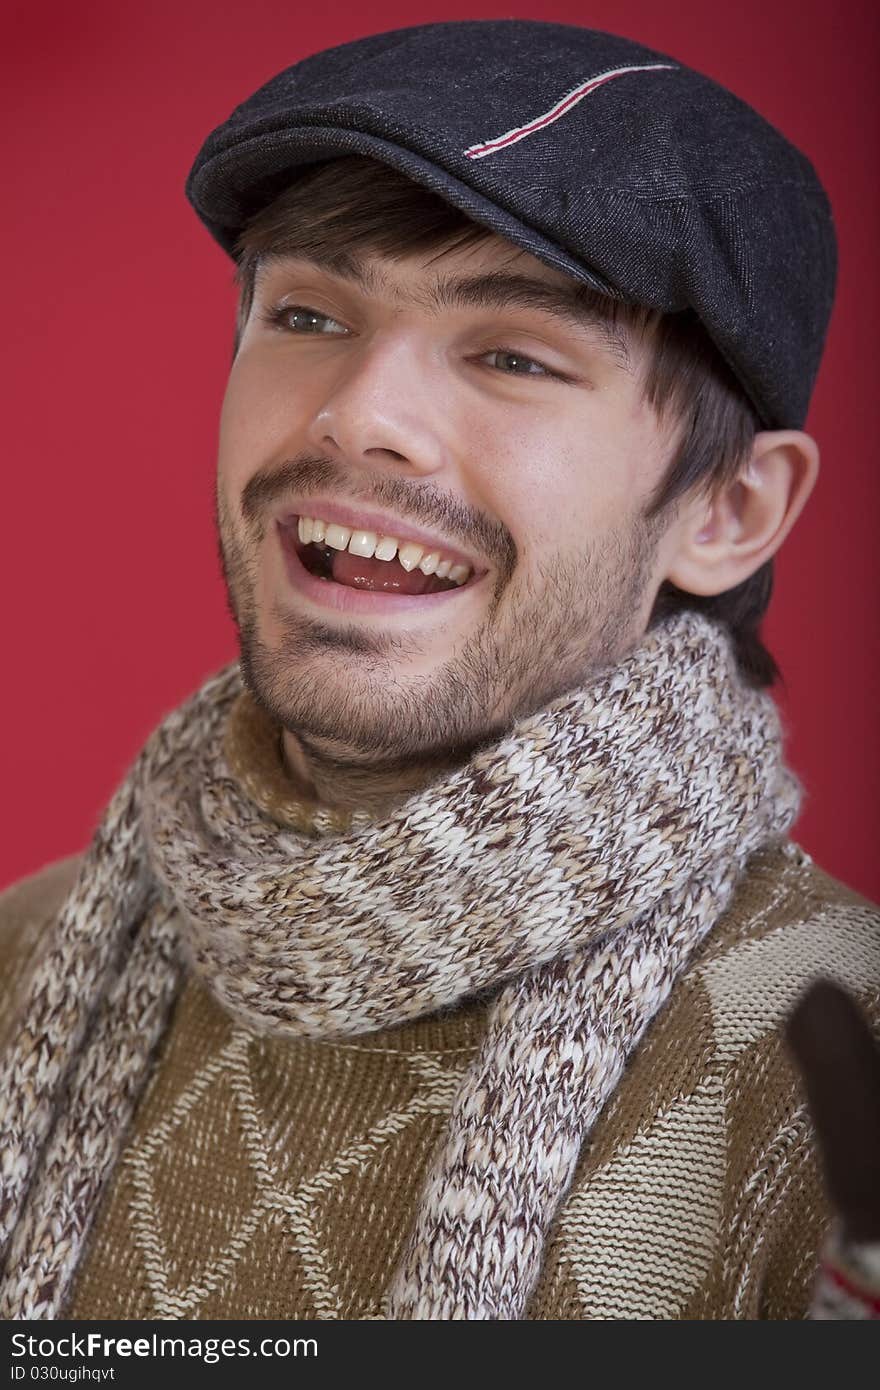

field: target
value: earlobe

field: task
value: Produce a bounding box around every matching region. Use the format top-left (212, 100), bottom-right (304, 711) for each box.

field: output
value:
top-left (662, 429), bottom-right (820, 598)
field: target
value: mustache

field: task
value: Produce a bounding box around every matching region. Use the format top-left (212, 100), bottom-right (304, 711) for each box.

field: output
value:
top-left (237, 453), bottom-right (514, 573)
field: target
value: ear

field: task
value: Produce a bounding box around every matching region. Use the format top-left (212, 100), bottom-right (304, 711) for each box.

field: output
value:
top-left (663, 430), bottom-right (820, 597)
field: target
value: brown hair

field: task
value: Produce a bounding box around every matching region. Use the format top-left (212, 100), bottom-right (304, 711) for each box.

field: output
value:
top-left (231, 155), bottom-right (780, 690)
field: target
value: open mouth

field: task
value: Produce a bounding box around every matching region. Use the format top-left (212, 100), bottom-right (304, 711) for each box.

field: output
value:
top-left (284, 519), bottom-right (481, 597)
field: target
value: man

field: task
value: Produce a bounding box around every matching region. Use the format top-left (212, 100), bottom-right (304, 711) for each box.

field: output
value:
top-left (1, 20), bottom-right (878, 1321)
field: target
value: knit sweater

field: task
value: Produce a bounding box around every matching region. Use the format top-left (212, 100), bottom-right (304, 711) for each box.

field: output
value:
top-left (2, 834), bottom-right (879, 1319)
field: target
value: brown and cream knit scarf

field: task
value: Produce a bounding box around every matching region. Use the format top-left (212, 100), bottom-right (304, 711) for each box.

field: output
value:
top-left (0, 609), bottom-right (803, 1320)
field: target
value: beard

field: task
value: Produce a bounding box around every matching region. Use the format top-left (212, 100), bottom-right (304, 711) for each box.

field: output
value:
top-left (214, 479), bottom-right (666, 775)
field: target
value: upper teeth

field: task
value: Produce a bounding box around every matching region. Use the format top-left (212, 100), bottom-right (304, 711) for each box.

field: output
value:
top-left (296, 516), bottom-right (474, 585)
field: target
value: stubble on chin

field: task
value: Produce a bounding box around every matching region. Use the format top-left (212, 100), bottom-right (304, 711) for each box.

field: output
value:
top-left (215, 487), bottom-right (664, 765)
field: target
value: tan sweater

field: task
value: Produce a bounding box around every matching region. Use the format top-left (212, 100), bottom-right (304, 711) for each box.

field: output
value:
top-left (1, 839), bottom-right (879, 1320)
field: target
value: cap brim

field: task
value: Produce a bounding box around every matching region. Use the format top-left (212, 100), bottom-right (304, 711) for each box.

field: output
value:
top-left (185, 123), bottom-right (622, 299)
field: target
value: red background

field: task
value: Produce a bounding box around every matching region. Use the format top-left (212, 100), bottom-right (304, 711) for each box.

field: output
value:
top-left (2, 1), bottom-right (877, 899)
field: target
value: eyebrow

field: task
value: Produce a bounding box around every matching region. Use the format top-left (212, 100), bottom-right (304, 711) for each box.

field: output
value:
top-left (255, 249), bottom-right (634, 370)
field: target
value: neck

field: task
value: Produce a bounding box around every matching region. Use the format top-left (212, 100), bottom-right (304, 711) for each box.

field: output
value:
top-left (279, 727), bottom-right (478, 818)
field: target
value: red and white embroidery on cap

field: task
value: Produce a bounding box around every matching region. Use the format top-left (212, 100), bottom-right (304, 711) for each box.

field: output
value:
top-left (464, 63), bottom-right (678, 160)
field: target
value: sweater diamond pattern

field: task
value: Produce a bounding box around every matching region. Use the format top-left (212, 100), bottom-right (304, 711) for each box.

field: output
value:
top-left (1, 841), bottom-right (878, 1319)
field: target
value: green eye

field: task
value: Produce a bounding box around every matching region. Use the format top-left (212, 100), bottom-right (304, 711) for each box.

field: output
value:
top-left (258, 305), bottom-right (566, 382)
top-left (261, 304), bottom-right (346, 334)
top-left (484, 348), bottom-right (555, 378)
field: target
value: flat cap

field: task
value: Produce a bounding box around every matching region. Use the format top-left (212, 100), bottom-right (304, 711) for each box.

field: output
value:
top-left (185, 19), bottom-right (837, 429)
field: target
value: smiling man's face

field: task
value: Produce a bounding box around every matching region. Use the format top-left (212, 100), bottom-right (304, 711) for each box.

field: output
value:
top-left (216, 233), bottom-right (683, 782)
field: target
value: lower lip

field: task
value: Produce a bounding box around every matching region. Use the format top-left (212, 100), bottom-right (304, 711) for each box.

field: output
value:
top-left (276, 522), bottom-right (488, 616)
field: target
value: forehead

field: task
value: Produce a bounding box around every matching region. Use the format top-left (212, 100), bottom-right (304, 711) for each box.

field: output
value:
top-left (254, 244), bottom-right (635, 370)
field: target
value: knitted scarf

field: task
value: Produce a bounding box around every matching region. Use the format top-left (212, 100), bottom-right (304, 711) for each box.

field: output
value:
top-left (0, 609), bottom-right (803, 1320)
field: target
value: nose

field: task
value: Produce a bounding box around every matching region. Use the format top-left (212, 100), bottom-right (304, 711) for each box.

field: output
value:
top-left (303, 333), bottom-right (450, 478)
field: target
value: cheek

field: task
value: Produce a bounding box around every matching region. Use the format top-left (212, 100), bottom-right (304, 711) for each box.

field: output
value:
top-left (485, 416), bottom-right (631, 560)
top-left (217, 353), bottom-right (304, 491)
